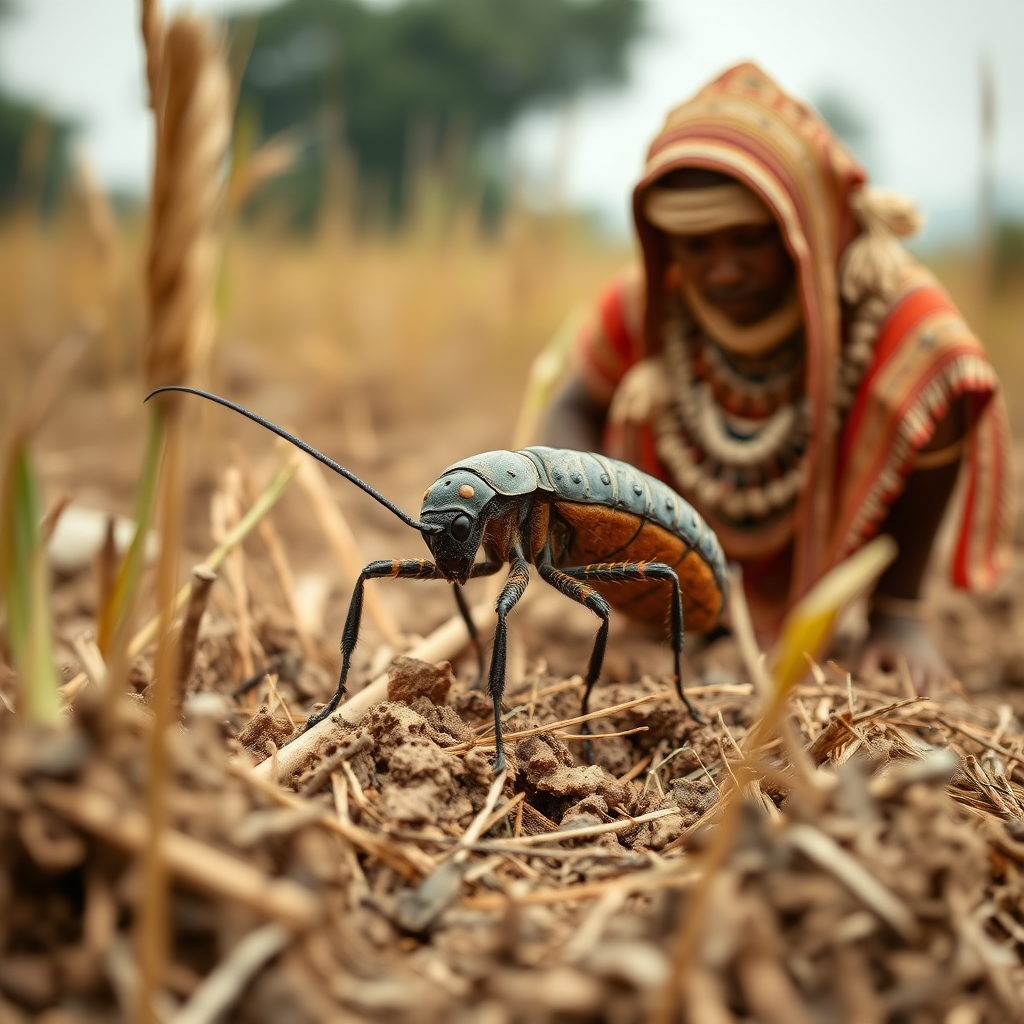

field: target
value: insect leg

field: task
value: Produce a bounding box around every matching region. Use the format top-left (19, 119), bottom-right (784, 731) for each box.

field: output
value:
top-left (451, 585), bottom-right (484, 681)
top-left (451, 551), bottom-right (506, 683)
top-left (561, 562), bottom-right (705, 726)
top-left (305, 558), bottom-right (442, 730)
top-left (537, 561), bottom-right (611, 764)
top-left (489, 555), bottom-right (531, 775)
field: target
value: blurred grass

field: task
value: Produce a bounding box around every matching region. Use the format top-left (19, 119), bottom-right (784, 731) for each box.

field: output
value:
top-left (2, 212), bottom-right (1021, 426)
top-left (0, 207), bottom-right (633, 441)
top-left (0, 201), bottom-right (1020, 556)
top-left (0, 442), bottom-right (60, 723)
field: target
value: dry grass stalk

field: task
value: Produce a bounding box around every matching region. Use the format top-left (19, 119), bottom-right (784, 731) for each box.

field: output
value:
top-left (236, 455), bottom-right (318, 662)
top-left (212, 467), bottom-right (256, 680)
top-left (72, 151), bottom-right (123, 375)
top-left (252, 590), bottom-right (501, 781)
top-left (141, 416), bottom-right (182, 1019)
top-left (294, 454), bottom-right (401, 645)
top-left (70, 630), bottom-right (108, 694)
top-left (39, 490), bottom-right (73, 545)
top-left (38, 783), bottom-right (321, 930)
top-left (136, 9), bottom-right (231, 1022)
top-left (170, 923), bottom-right (291, 1024)
top-left (140, 0), bottom-right (163, 114)
top-left (134, 457), bottom-right (298, 659)
top-left (231, 763), bottom-right (434, 878)
top-left (62, 457), bottom-right (299, 702)
top-left (444, 691), bottom-right (669, 752)
top-left (176, 564), bottom-right (217, 693)
top-left (143, 19), bottom-right (229, 399)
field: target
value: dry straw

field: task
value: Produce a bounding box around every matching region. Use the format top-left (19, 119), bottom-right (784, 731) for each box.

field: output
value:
top-left (144, 15), bottom-right (231, 399)
top-left (134, 5), bottom-right (231, 1021)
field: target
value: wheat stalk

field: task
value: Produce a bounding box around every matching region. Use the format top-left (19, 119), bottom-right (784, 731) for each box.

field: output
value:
top-left (144, 19), bottom-right (230, 401)
top-left (133, 9), bottom-right (231, 1023)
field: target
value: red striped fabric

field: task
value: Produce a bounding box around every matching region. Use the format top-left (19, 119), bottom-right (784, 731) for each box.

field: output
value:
top-left (574, 63), bottom-right (1014, 627)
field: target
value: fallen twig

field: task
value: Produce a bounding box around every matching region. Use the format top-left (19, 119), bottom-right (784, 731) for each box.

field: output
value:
top-left (445, 692), bottom-right (671, 753)
top-left (171, 923), bottom-right (291, 1024)
top-left (37, 783), bottom-right (321, 931)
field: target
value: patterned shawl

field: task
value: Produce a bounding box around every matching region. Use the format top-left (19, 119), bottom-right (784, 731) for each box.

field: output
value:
top-left (576, 63), bottom-right (1014, 622)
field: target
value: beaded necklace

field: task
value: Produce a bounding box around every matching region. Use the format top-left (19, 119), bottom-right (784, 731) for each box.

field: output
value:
top-left (654, 302), bottom-right (808, 524)
top-left (651, 291), bottom-right (887, 527)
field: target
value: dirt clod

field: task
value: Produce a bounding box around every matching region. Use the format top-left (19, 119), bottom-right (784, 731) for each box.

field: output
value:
top-left (387, 656), bottom-right (456, 704)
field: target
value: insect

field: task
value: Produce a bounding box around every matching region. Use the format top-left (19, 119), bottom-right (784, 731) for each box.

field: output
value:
top-left (148, 386), bottom-right (729, 773)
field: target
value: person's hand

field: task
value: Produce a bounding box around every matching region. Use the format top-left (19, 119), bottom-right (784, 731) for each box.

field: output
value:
top-left (858, 611), bottom-right (951, 695)
top-left (608, 357), bottom-right (670, 426)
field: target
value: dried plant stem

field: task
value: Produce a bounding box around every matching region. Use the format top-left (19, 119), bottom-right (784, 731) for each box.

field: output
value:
top-left (71, 631), bottom-right (108, 693)
top-left (133, 458), bottom-right (298, 658)
top-left (231, 762), bottom-right (433, 878)
top-left (38, 782), bottom-right (320, 930)
top-left (295, 456), bottom-right (401, 646)
top-left (98, 408), bottom-right (162, 711)
top-left (171, 924), bottom-right (291, 1024)
top-left (936, 715), bottom-right (1024, 769)
top-left (139, 413), bottom-right (183, 1020)
top-left (252, 591), bottom-right (499, 781)
top-left (786, 825), bottom-right (918, 941)
top-left (457, 770), bottom-right (508, 851)
top-left (214, 468), bottom-right (255, 678)
top-left (237, 458), bottom-right (317, 662)
top-left (483, 805), bottom-right (682, 848)
top-left (135, 7), bottom-right (231, 1019)
top-left (729, 566), bottom-right (815, 793)
top-left (39, 490), bottom-right (73, 544)
top-left (140, 0), bottom-right (163, 113)
top-left (465, 865), bottom-right (700, 911)
top-left (653, 784), bottom-right (745, 1024)
top-left (176, 564), bottom-right (217, 693)
top-left (446, 692), bottom-right (669, 752)
top-left (556, 726), bottom-right (648, 741)
top-left (64, 458), bottom-right (299, 701)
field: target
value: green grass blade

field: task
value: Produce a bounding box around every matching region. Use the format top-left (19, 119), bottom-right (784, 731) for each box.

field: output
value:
top-left (1, 444), bottom-right (61, 724)
top-left (97, 405), bottom-right (164, 654)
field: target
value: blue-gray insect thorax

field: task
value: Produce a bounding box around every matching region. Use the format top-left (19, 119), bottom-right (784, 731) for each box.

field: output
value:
top-left (434, 450), bottom-right (542, 497)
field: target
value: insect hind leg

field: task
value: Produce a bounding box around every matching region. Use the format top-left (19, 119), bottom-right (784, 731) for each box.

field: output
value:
top-left (560, 561), bottom-right (706, 727)
top-left (305, 558), bottom-right (441, 731)
top-left (537, 562), bottom-right (612, 765)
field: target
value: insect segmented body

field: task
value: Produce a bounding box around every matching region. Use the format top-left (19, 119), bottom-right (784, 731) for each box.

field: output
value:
top-left (149, 388), bottom-right (728, 774)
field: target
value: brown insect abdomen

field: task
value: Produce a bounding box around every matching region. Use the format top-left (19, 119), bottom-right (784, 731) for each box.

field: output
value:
top-left (553, 500), bottom-right (723, 632)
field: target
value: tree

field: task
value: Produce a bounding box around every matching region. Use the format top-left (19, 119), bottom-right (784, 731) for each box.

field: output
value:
top-left (0, 2), bottom-right (72, 214)
top-left (233, 0), bottom-right (643, 224)
top-left (811, 89), bottom-right (870, 164)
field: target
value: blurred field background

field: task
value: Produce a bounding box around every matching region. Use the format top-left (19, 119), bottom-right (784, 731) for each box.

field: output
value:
top-left (2, 2), bottom-right (1024, 1020)
top-left (0, 0), bottom-right (1022, 752)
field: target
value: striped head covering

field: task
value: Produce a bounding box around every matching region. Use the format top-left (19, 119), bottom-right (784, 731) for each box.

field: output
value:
top-left (634, 62), bottom-right (869, 599)
top-left (576, 63), bottom-right (1014, 621)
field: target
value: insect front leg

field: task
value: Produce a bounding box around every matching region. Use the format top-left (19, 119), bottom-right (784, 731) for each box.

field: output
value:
top-left (451, 548), bottom-right (505, 683)
top-left (488, 554), bottom-right (531, 775)
top-left (560, 562), bottom-right (705, 726)
top-left (305, 558), bottom-right (442, 730)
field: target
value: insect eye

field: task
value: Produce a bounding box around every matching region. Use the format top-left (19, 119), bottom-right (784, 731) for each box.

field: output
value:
top-left (450, 514), bottom-right (472, 542)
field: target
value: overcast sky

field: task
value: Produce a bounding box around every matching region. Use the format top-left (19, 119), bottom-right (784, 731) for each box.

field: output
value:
top-left (1, 0), bottom-right (1021, 242)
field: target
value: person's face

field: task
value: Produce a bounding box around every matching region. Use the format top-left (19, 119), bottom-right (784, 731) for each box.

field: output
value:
top-left (667, 223), bottom-right (795, 326)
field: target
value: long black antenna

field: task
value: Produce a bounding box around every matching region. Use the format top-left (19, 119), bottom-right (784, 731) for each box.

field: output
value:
top-left (146, 386), bottom-right (442, 534)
